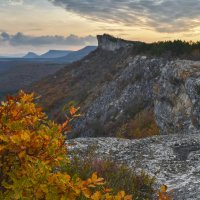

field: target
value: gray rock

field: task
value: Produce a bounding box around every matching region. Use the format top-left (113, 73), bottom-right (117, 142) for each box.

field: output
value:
top-left (154, 60), bottom-right (200, 135)
top-left (97, 34), bottom-right (140, 51)
top-left (67, 134), bottom-right (200, 200)
top-left (74, 56), bottom-right (200, 137)
top-left (74, 56), bottom-right (164, 136)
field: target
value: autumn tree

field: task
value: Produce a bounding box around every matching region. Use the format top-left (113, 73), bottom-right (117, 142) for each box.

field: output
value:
top-left (0, 91), bottom-right (132, 200)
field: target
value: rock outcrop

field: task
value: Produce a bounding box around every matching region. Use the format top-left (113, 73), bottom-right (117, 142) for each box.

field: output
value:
top-left (74, 56), bottom-right (166, 137)
top-left (73, 56), bottom-right (200, 137)
top-left (154, 60), bottom-right (200, 135)
top-left (97, 34), bottom-right (138, 51)
top-left (68, 134), bottom-right (200, 199)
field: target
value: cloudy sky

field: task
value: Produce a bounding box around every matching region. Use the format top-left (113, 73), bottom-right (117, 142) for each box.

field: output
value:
top-left (1, 0), bottom-right (200, 56)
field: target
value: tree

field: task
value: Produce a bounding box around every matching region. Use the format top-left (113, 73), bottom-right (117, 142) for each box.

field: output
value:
top-left (0, 91), bottom-right (131, 200)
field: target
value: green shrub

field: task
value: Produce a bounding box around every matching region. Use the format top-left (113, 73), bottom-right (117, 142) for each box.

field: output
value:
top-left (135, 39), bottom-right (200, 60)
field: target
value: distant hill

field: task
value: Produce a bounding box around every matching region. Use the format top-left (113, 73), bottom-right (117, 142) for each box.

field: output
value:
top-left (57, 46), bottom-right (97, 62)
top-left (0, 59), bottom-right (66, 94)
top-left (23, 52), bottom-right (39, 59)
top-left (0, 45), bottom-right (96, 98)
top-left (0, 46), bottom-right (97, 96)
top-left (22, 46), bottom-right (96, 62)
top-left (40, 50), bottom-right (72, 58)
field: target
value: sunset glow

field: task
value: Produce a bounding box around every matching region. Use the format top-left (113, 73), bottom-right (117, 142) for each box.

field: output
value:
top-left (1, 0), bottom-right (200, 55)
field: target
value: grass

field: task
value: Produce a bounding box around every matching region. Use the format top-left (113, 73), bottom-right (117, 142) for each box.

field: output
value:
top-left (62, 146), bottom-right (155, 200)
top-left (116, 109), bottom-right (160, 139)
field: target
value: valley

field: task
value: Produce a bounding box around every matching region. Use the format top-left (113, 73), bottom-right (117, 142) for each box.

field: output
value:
top-left (0, 46), bottom-right (96, 98)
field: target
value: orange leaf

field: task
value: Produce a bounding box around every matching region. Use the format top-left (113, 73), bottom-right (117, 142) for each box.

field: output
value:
top-left (160, 185), bottom-right (167, 193)
top-left (69, 106), bottom-right (80, 116)
top-left (124, 195), bottom-right (133, 200)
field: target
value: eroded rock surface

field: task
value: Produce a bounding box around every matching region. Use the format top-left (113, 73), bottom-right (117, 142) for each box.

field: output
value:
top-left (97, 34), bottom-right (140, 51)
top-left (154, 60), bottom-right (200, 135)
top-left (75, 56), bottom-right (200, 137)
top-left (32, 34), bottom-right (200, 138)
top-left (75, 56), bottom-right (166, 137)
top-left (68, 134), bottom-right (200, 200)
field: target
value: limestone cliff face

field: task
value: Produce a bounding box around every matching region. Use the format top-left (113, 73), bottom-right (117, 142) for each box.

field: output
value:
top-left (74, 56), bottom-right (165, 137)
top-left (154, 60), bottom-right (200, 135)
top-left (97, 34), bottom-right (136, 51)
top-left (32, 34), bottom-right (200, 199)
top-left (73, 56), bottom-right (200, 137)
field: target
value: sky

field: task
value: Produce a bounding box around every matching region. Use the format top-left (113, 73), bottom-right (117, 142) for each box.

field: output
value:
top-left (1, 0), bottom-right (200, 56)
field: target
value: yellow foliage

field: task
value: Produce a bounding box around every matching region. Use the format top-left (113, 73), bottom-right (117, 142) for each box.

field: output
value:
top-left (0, 91), bottom-right (131, 200)
top-left (69, 105), bottom-right (80, 116)
top-left (158, 185), bottom-right (173, 200)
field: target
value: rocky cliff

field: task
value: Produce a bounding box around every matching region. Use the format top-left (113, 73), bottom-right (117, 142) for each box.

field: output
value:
top-left (72, 56), bottom-right (200, 137)
top-left (154, 60), bottom-right (200, 135)
top-left (31, 34), bottom-right (200, 137)
top-left (74, 55), bottom-right (165, 137)
top-left (97, 34), bottom-right (139, 51)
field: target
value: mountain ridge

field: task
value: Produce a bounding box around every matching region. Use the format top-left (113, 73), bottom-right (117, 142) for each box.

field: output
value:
top-left (0, 46), bottom-right (96, 95)
top-left (8, 33), bottom-right (200, 198)
top-left (30, 34), bottom-right (200, 139)
top-left (22, 46), bottom-right (97, 60)
top-left (23, 52), bottom-right (39, 59)
top-left (40, 50), bottom-right (72, 58)
top-left (56, 46), bottom-right (97, 62)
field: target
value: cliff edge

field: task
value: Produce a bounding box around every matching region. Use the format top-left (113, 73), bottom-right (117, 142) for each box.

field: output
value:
top-left (97, 34), bottom-right (139, 51)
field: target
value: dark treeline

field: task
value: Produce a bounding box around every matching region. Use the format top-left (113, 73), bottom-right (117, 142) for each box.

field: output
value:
top-left (134, 40), bottom-right (200, 60)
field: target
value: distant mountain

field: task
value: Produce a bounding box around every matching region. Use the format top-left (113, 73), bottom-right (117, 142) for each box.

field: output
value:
top-left (40, 50), bottom-right (72, 58)
top-left (22, 47), bottom-right (96, 61)
top-left (23, 52), bottom-right (39, 59)
top-left (58, 46), bottom-right (97, 63)
top-left (0, 45), bottom-right (97, 96)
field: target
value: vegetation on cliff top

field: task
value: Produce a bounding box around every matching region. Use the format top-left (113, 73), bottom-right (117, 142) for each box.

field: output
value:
top-left (135, 40), bottom-right (200, 59)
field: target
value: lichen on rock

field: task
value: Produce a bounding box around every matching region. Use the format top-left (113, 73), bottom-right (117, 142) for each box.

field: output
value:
top-left (154, 60), bottom-right (200, 135)
top-left (68, 134), bottom-right (200, 200)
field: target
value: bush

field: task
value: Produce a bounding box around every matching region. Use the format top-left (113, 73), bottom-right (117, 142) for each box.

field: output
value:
top-left (134, 39), bottom-right (200, 60)
top-left (64, 152), bottom-right (155, 200)
top-left (0, 91), bottom-right (132, 199)
top-left (116, 109), bottom-right (159, 139)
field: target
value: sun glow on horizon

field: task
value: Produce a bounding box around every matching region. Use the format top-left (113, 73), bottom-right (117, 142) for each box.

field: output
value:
top-left (1, 0), bottom-right (200, 55)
